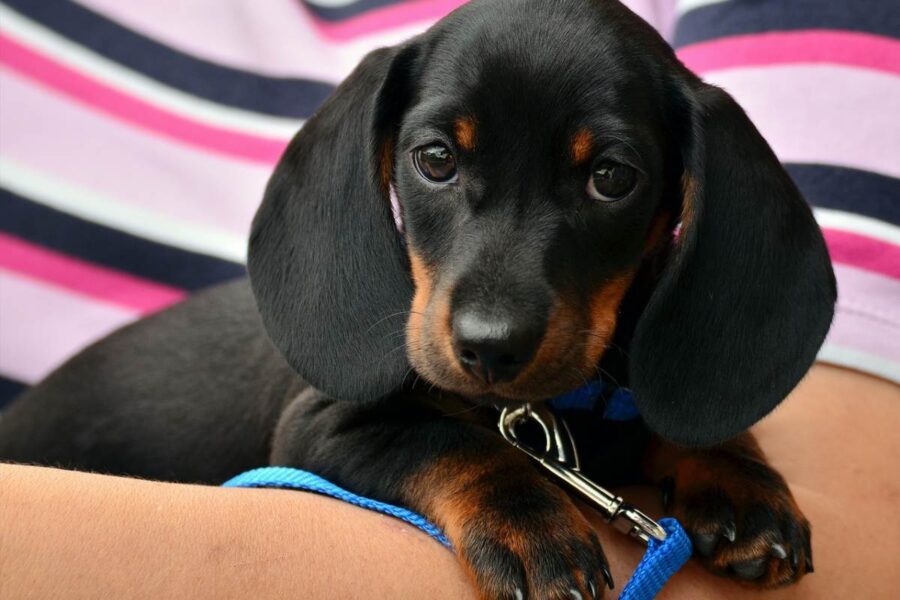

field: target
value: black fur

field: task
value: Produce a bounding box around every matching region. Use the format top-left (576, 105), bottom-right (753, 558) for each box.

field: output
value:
top-left (1, 0), bottom-right (833, 595)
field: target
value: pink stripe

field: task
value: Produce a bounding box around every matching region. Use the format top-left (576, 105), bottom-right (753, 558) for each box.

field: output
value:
top-left (0, 234), bottom-right (185, 313)
top-left (0, 270), bottom-right (139, 383)
top-left (0, 33), bottom-right (287, 165)
top-left (678, 30), bottom-right (900, 76)
top-left (702, 65), bottom-right (900, 179)
top-left (0, 70), bottom-right (267, 238)
top-left (307, 0), bottom-right (467, 41)
top-left (826, 264), bottom-right (900, 364)
top-left (824, 229), bottom-right (900, 279)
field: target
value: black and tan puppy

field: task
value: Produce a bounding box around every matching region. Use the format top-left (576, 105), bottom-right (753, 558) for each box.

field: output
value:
top-left (0, 0), bottom-right (835, 597)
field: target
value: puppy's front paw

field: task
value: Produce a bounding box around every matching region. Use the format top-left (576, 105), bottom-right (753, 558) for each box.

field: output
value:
top-left (664, 458), bottom-right (813, 587)
top-left (454, 483), bottom-right (612, 599)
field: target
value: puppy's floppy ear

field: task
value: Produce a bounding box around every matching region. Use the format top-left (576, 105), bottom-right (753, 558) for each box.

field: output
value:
top-left (630, 82), bottom-right (836, 447)
top-left (248, 44), bottom-right (419, 402)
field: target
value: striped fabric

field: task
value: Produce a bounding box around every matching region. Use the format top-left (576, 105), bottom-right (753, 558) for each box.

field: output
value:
top-left (0, 1), bottom-right (896, 409)
top-left (672, 0), bottom-right (900, 383)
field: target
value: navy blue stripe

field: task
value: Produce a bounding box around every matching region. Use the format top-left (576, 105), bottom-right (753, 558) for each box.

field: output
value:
top-left (0, 375), bottom-right (26, 411)
top-left (785, 164), bottom-right (900, 227)
top-left (0, 188), bottom-right (246, 291)
top-left (2, 0), bottom-right (334, 119)
top-left (301, 0), bottom-right (404, 22)
top-left (674, 0), bottom-right (900, 48)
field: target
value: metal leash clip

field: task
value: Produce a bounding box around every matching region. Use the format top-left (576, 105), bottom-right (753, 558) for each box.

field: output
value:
top-left (498, 403), bottom-right (667, 544)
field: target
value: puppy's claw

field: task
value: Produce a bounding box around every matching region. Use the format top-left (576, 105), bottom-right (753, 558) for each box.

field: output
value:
top-left (771, 543), bottom-right (788, 559)
top-left (601, 564), bottom-right (614, 590)
top-left (660, 477), bottom-right (675, 509)
top-left (722, 521), bottom-right (737, 543)
top-left (568, 587), bottom-right (583, 600)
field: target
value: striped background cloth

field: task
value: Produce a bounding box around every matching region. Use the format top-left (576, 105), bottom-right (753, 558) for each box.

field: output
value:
top-left (1, 0), bottom-right (897, 409)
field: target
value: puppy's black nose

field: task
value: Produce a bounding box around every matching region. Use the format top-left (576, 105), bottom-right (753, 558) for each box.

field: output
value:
top-left (452, 309), bottom-right (542, 384)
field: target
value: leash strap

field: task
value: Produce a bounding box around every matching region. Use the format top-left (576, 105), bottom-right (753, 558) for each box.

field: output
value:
top-left (223, 466), bottom-right (691, 600)
top-left (223, 466), bottom-right (451, 548)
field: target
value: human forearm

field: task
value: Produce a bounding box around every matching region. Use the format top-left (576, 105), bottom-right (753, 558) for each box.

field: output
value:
top-left (0, 463), bottom-right (474, 600)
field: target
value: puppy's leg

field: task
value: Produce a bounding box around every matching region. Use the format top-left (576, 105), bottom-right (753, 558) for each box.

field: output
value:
top-left (272, 390), bottom-right (613, 599)
top-left (644, 432), bottom-right (812, 587)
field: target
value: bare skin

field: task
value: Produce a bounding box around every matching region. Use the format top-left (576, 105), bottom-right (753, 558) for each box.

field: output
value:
top-left (1, 364), bottom-right (898, 599)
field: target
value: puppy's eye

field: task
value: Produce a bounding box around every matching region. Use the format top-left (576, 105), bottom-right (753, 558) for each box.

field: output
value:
top-left (413, 144), bottom-right (457, 183)
top-left (587, 160), bottom-right (637, 201)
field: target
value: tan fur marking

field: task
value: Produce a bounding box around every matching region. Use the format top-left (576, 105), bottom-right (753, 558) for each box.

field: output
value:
top-left (512, 300), bottom-right (575, 385)
top-left (455, 116), bottom-right (477, 152)
top-left (583, 271), bottom-right (636, 365)
top-left (680, 173), bottom-right (698, 232)
top-left (571, 128), bottom-right (594, 165)
top-left (407, 248), bottom-right (433, 357)
top-left (378, 136), bottom-right (394, 196)
top-left (433, 287), bottom-right (468, 378)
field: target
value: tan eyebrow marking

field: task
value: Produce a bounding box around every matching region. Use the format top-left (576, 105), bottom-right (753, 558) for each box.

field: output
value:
top-left (571, 128), bottom-right (594, 165)
top-left (454, 116), bottom-right (477, 151)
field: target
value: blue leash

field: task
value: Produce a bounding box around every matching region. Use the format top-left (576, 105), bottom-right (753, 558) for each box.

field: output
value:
top-left (223, 383), bottom-right (692, 599)
top-left (224, 466), bottom-right (451, 548)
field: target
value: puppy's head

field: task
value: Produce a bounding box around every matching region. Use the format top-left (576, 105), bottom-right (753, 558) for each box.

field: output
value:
top-left (249, 0), bottom-right (835, 446)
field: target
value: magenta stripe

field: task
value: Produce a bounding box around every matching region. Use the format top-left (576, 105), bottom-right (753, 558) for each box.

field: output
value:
top-left (678, 30), bottom-right (900, 76)
top-left (824, 229), bottom-right (900, 279)
top-left (306, 0), bottom-right (467, 41)
top-left (0, 234), bottom-right (185, 313)
top-left (0, 33), bottom-right (287, 165)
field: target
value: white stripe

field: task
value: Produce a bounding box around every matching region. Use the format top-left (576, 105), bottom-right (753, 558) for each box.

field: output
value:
top-left (814, 208), bottom-right (900, 246)
top-left (817, 344), bottom-right (900, 384)
top-left (676, 0), bottom-right (729, 15)
top-left (306, 0), bottom-right (364, 7)
top-left (0, 159), bottom-right (248, 263)
top-left (0, 5), bottom-right (304, 139)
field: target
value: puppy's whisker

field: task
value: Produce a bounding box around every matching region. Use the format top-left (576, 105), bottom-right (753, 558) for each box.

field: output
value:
top-left (380, 329), bottom-right (407, 342)
top-left (365, 310), bottom-right (413, 334)
top-left (591, 364), bottom-right (622, 388)
top-left (569, 366), bottom-right (591, 391)
top-left (376, 342), bottom-right (409, 367)
top-left (400, 365), bottom-right (417, 390)
top-left (442, 403), bottom-right (481, 418)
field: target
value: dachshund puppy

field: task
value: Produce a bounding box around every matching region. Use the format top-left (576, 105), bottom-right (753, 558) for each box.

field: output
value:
top-left (0, 0), bottom-right (834, 597)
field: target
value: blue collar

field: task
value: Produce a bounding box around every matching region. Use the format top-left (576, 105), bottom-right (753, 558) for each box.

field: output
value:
top-left (549, 379), bottom-right (640, 422)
